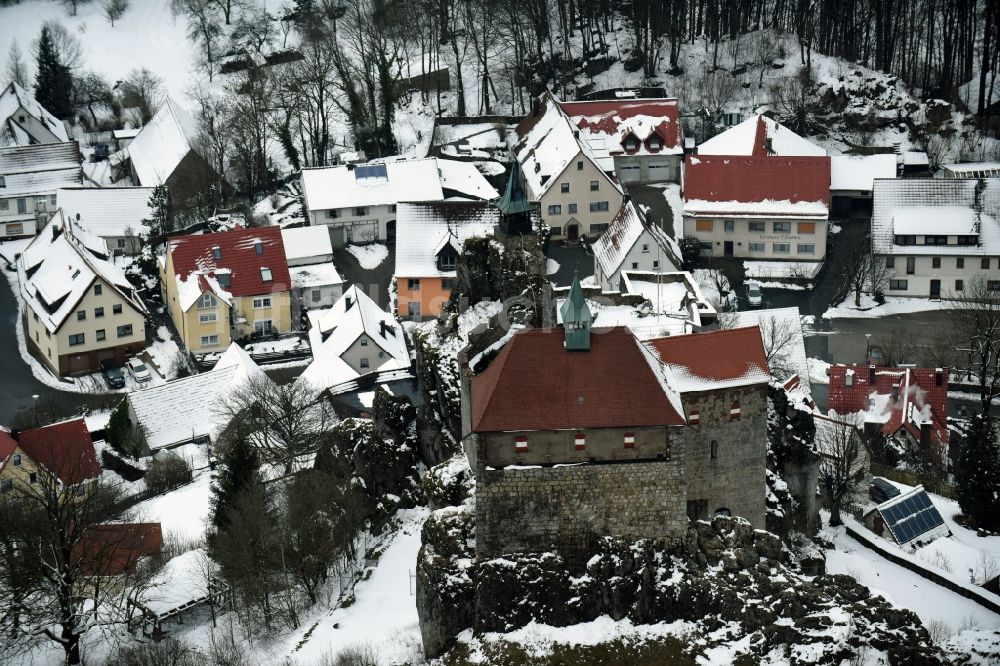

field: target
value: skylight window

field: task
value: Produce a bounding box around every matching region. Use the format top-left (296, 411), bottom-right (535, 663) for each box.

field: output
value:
top-left (212, 246), bottom-right (222, 260)
top-left (217, 273), bottom-right (231, 288)
top-left (261, 267), bottom-right (272, 281)
top-left (254, 241), bottom-right (263, 255)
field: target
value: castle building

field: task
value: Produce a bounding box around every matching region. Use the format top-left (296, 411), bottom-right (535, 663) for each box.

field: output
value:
top-left (462, 276), bottom-right (772, 566)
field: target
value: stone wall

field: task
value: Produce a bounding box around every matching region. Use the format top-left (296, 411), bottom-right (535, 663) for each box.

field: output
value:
top-left (676, 385), bottom-right (768, 527)
top-left (481, 426), bottom-right (670, 467)
top-left (475, 451), bottom-right (688, 569)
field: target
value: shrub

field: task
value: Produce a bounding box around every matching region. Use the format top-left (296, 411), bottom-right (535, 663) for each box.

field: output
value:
top-left (145, 452), bottom-right (191, 494)
top-left (104, 638), bottom-right (199, 666)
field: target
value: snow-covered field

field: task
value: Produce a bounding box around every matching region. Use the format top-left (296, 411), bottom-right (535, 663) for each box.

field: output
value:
top-left (347, 243), bottom-right (390, 270)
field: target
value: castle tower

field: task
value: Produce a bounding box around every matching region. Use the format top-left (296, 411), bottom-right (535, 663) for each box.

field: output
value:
top-left (495, 159), bottom-right (534, 236)
top-left (560, 274), bottom-right (591, 351)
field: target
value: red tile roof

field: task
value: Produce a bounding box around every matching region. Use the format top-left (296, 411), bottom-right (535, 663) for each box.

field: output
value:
top-left (17, 418), bottom-right (101, 485)
top-left (0, 429), bottom-right (17, 473)
top-left (74, 523), bottom-right (163, 577)
top-left (646, 326), bottom-right (771, 390)
top-left (827, 366), bottom-right (949, 446)
top-left (558, 99), bottom-right (682, 151)
top-left (683, 155), bottom-right (831, 206)
top-left (472, 326), bottom-right (685, 432)
top-left (169, 226), bottom-right (291, 298)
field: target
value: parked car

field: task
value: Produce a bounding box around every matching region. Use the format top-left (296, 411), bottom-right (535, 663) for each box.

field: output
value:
top-left (126, 358), bottom-right (152, 384)
top-left (867, 346), bottom-right (887, 367)
top-left (746, 282), bottom-right (763, 307)
top-left (100, 359), bottom-right (126, 389)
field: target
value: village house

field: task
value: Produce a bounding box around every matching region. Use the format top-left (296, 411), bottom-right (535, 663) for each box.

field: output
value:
top-left (301, 157), bottom-right (498, 246)
top-left (111, 98), bottom-right (227, 212)
top-left (462, 277), bottom-right (771, 565)
top-left (0, 80), bottom-right (69, 147)
top-left (682, 153), bottom-right (831, 262)
top-left (280, 225), bottom-right (344, 317)
top-left (300, 285), bottom-right (410, 392)
top-left (829, 154), bottom-right (897, 219)
top-left (696, 114), bottom-right (827, 157)
top-left (18, 211), bottom-right (148, 376)
top-left (0, 418), bottom-right (101, 498)
top-left (0, 140), bottom-right (82, 238)
top-left (558, 97), bottom-right (683, 184)
top-left (74, 523), bottom-right (164, 578)
top-left (126, 343), bottom-right (266, 453)
top-left (827, 365), bottom-right (950, 466)
top-left (591, 199), bottom-right (682, 291)
top-left (160, 225), bottom-right (292, 354)
top-left (57, 186), bottom-right (155, 255)
top-left (871, 178), bottom-right (1000, 299)
top-left (514, 93), bottom-right (624, 240)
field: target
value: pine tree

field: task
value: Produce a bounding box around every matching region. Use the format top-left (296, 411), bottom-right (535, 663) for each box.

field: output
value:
top-left (210, 431), bottom-right (261, 532)
top-left (955, 415), bottom-right (1000, 532)
top-left (144, 184), bottom-right (172, 236)
top-left (33, 26), bottom-right (73, 119)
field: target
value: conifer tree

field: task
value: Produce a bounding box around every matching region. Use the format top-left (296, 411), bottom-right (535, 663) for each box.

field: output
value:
top-left (210, 430), bottom-right (261, 533)
top-left (33, 26), bottom-right (73, 119)
top-left (955, 415), bottom-right (1000, 532)
top-left (144, 184), bottom-right (172, 236)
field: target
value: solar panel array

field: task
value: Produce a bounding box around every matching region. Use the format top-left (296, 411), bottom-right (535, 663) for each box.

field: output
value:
top-left (354, 164), bottom-right (388, 181)
top-left (881, 490), bottom-right (945, 545)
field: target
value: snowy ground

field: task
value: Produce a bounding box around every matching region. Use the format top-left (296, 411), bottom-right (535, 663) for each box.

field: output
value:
top-left (243, 335), bottom-right (308, 355)
top-left (545, 258), bottom-right (560, 275)
top-left (347, 243), bottom-right (390, 270)
top-left (134, 464), bottom-right (213, 544)
top-left (824, 294), bottom-right (958, 319)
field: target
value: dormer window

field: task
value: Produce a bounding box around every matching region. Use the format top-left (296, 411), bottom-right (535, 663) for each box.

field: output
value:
top-left (198, 292), bottom-right (216, 309)
top-left (439, 255), bottom-right (457, 270)
top-left (217, 273), bottom-right (231, 288)
top-left (649, 136), bottom-right (662, 150)
top-left (254, 241), bottom-right (263, 255)
top-left (212, 246), bottom-right (222, 260)
top-left (623, 136), bottom-right (639, 151)
top-left (0, 175), bottom-right (5, 188)
top-left (261, 267), bottom-right (272, 282)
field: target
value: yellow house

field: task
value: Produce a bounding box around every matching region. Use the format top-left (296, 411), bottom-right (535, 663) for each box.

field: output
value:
top-left (0, 418), bottom-right (101, 499)
top-left (160, 226), bottom-right (293, 354)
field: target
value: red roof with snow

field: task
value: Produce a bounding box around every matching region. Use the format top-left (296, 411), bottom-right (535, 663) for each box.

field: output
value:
top-left (683, 155), bottom-right (830, 213)
top-left (827, 366), bottom-right (949, 447)
top-left (472, 327), bottom-right (685, 432)
top-left (16, 418), bottom-right (101, 485)
top-left (0, 429), bottom-right (17, 468)
top-left (74, 523), bottom-right (164, 576)
top-left (169, 226), bottom-right (291, 298)
top-left (646, 327), bottom-right (771, 391)
top-left (559, 99), bottom-right (682, 153)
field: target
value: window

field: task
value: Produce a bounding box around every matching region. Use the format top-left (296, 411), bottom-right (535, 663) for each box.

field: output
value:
top-left (6, 223), bottom-right (22, 236)
top-left (74, 484), bottom-right (85, 496)
top-left (797, 244), bottom-right (815, 254)
top-left (325, 209), bottom-right (339, 219)
top-left (568, 203), bottom-right (578, 214)
top-left (12, 453), bottom-right (21, 466)
top-left (925, 235), bottom-right (948, 245)
top-left (360, 358), bottom-right (370, 369)
top-left (253, 297), bottom-right (272, 309)
top-left (631, 262), bottom-right (638, 269)
top-left (642, 243), bottom-right (649, 253)
top-left (96, 329), bottom-right (105, 341)
top-left (989, 281), bottom-right (1000, 291)
top-left (589, 201), bottom-right (609, 213)
top-left (773, 222), bottom-right (791, 233)
top-left (624, 137), bottom-right (639, 151)
top-left (69, 333), bottom-right (85, 346)
top-left (116, 238), bottom-right (126, 249)
top-left (361, 337), bottom-right (368, 346)
top-left (354, 206), bottom-right (368, 216)
top-left (932, 257), bottom-right (941, 269)
top-left (886, 256), bottom-right (895, 268)
top-left (749, 242), bottom-right (766, 253)
top-left (956, 279), bottom-right (964, 292)
top-left (895, 235), bottom-right (916, 245)
top-left (199, 312), bottom-right (217, 323)
top-left (710, 440), bottom-right (718, 460)
top-left (0, 175), bottom-right (4, 187)
top-left (957, 257), bottom-right (965, 269)
top-left (198, 293), bottom-right (216, 309)
top-left (696, 219), bottom-right (713, 232)
top-left (576, 161), bottom-right (583, 171)
top-left (560, 183), bottom-right (569, 193)
top-left (983, 258), bottom-right (992, 270)
top-left (798, 222), bottom-right (815, 234)
top-left (29, 472), bottom-right (38, 484)
top-left (906, 257), bottom-right (915, 274)
top-left (254, 241), bottom-right (263, 255)
top-left (590, 180), bottom-right (599, 191)
top-left (117, 324), bottom-right (133, 338)
top-left (550, 226), bottom-right (562, 236)
top-left (773, 243), bottom-right (790, 253)
top-left (201, 334), bottom-right (220, 346)
top-left (652, 260), bottom-right (659, 268)
top-left (212, 246), bottom-right (222, 260)
top-left (17, 198), bottom-right (26, 214)
top-left (311, 289), bottom-right (322, 303)
top-left (94, 307), bottom-right (104, 318)
top-left (0, 479), bottom-right (10, 493)
top-left (441, 277), bottom-right (455, 291)
top-left (889, 279), bottom-right (908, 290)
top-left (94, 284), bottom-right (103, 296)
top-left (50, 194), bottom-right (57, 206)
top-left (748, 222), bottom-right (765, 232)
top-left (407, 278), bottom-right (420, 291)
top-left (548, 204), bottom-right (562, 215)
top-left (649, 136), bottom-right (661, 149)
top-left (33, 312), bottom-right (37, 322)
top-left (260, 267), bottom-right (273, 282)
top-left (0, 200), bottom-right (7, 210)
top-left (253, 320), bottom-right (272, 335)
top-left (407, 301), bottom-right (421, 317)
top-left (389, 204), bottom-right (397, 213)
top-left (439, 254), bottom-right (457, 270)
top-left (957, 236), bottom-right (977, 246)
top-left (77, 310), bottom-right (86, 321)
top-left (724, 220), bottom-right (735, 232)
top-left (217, 273), bottom-right (231, 288)
top-left (589, 223), bottom-right (609, 233)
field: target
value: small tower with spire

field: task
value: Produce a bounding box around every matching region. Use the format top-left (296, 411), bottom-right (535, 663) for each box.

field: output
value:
top-left (560, 274), bottom-right (591, 351)
top-left (495, 158), bottom-right (535, 236)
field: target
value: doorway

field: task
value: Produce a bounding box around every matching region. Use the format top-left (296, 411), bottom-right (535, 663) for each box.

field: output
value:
top-left (724, 241), bottom-right (734, 257)
top-left (930, 279), bottom-right (941, 299)
top-left (567, 223), bottom-right (580, 241)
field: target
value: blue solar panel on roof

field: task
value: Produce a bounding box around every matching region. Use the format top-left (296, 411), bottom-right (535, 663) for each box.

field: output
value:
top-left (880, 489), bottom-right (946, 544)
top-left (354, 164), bottom-right (388, 181)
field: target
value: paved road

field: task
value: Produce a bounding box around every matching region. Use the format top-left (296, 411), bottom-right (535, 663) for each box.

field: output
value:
top-left (626, 183), bottom-right (676, 237)
top-left (547, 242), bottom-right (594, 287)
top-left (331, 245), bottom-right (396, 310)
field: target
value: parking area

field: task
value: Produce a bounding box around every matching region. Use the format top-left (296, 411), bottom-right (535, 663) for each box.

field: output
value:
top-left (331, 244), bottom-right (395, 310)
top-left (547, 242), bottom-right (594, 287)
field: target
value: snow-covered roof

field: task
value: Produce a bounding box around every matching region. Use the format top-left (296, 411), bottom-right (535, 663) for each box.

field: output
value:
top-left (872, 179), bottom-right (1000, 256)
top-left (394, 201), bottom-right (497, 278)
top-left (124, 98), bottom-right (199, 186)
top-left (16, 210), bottom-right (147, 334)
top-left (696, 115), bottom-right (826, 157)
top-left (301, 158), bottom-right (444, 211)
top-left (942, 162), bottom-right (1000, 176)
top-left (645, 326), bottom-right (772, 393)
top-left (436, 158), bottom-right (499, 199)
top-left (280, 226), bottom-right (333, 264)
top-left (620, 270), bottom-right (716, 324)
top-left (56, 186), bottom-right (154, 238)
top-left (592, 200), bottom-right (680, 279)
top-left (830, 154), bottom-right (897, 192)
top-left (299, 285), bottom-right (410, 391)
top-left (903, 151), bottom-right (929, 166)
top-left (112, 128), bottom-right (140, 140)
top-left (0, 141), bottom-right (82, 197)
top-left (731, 307), bottom-right (809, 383)
top-left (127, 343), bottom-right (266, 450)
top-left (289, 262), bottom-right (343, 289)
top-left (0, 80), bottom-right (69, 147)
top-left (558, 98), bottom-right (683, 157)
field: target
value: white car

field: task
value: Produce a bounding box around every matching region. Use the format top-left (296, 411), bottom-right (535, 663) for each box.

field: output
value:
top-left (126, 358), bottom-right (152, 384)
top-left (746, 282), bottom-right (763, 307)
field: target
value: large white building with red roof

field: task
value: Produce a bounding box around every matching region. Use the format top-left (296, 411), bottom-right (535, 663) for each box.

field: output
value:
top-left (160, 225), bottom-right (292, 354)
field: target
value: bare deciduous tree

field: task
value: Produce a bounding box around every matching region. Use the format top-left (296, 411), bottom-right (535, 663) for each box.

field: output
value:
top-left (172, 0), bottom-right (223, 81)
top-left (5, 40), bottom-right (29, 88)
top-left (759, 315), bottom-right (799, 380)
top-left (101, 0), bottom-right (129, 26)
top-left (817, 415), bottom-right (867, 526)
top-left (953, 277), bottom-right (1000, 418)
top-left (119, 68), bottom-right (164, 124)
top-left (873, 328), bottom-right (918, 367)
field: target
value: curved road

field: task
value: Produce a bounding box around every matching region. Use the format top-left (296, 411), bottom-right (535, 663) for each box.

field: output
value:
top-left (0, 274), bottom-right (52, 423)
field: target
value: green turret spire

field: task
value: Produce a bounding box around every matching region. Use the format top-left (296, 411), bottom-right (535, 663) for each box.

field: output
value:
top-left (496, 158), bottom-right (533, 216)
top-left (560, 274), bottom-right (591, 351)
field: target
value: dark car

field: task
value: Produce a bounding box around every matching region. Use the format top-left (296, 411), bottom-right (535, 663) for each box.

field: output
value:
top-left (100, 359), bottom-right (126, 389)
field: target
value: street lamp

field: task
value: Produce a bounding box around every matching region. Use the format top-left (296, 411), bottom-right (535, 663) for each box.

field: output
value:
top-left (31, 394), bottom-right (39, 427)
top-left (865, 333), bottom-right (872, 362)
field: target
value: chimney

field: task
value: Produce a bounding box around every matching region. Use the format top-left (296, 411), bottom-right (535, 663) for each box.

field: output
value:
top-left (845, 371), bottom-right (854, 387)
top-left (935, 368), bottom-right (943, 386)
top-left (920, 422), bottom-right (932, 450)
top-left (379, 320), bottom-right (387, 337)
top-left (869, 365), bottom-right (876, 383)
top-left (345, 295), bottom-right (353, 311)
top-left (9, 428), bottom-right (19, 441)
top-left (52, 224), bottom-right (62, 241)
top-left (891, 383), bottom-right (900, 402)
top-left (531, 96), bottom-right (541, 117)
